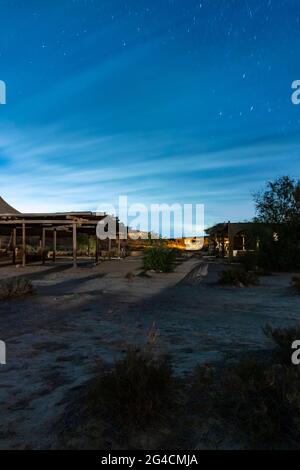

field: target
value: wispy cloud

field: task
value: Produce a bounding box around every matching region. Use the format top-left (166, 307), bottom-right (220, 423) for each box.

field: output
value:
top-left (0, 122), bottom-right (299, 226)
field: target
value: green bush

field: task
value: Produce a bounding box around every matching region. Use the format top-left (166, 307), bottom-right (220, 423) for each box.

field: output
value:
top-left (143, 247), bottom-right (177, 272)
top-left (218, 268), bottom-right (259, 287)
top-left (87, 349), bottom-right (175, 430)
top-left (0, 277), bottom-right (34, 300)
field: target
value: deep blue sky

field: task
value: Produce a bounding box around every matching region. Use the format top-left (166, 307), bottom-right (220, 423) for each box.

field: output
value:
top-left (0, 0), bottom-right (300, 229)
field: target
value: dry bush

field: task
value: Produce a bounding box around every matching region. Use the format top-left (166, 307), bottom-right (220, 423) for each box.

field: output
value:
top-left (218, 268), bottom-right (259, 287)
top-left (0, 277), bottom-right (34, 300)
top-left (291, 276), bottom-right (300, 293)
top-left (264, 324), bottom-right (300, 363)
top-left (125, 271), bottom-right (135, 280)
top-left (219, 358), bottom-right (300, 447)
top-left (87, 348), bottom-right (176, 430)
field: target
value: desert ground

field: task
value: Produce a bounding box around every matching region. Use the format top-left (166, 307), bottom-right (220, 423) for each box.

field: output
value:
top-left (0, 255), bottom-right (299, 449)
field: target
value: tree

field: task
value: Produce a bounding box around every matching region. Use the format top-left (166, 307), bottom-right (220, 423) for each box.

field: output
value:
top-left (252, 176), bottom-right (300, 271)
top-left (253, 176), bottom-right (300, 224)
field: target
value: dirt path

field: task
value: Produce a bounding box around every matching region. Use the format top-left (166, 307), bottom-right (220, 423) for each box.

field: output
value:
top-left (0, 257), bottom-right (299, 449)
top-left (0, 256), bottom-right (198, 449)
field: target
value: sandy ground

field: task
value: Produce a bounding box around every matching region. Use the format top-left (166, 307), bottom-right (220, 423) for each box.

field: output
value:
top-left (0, 255), bottom-right (299, 449)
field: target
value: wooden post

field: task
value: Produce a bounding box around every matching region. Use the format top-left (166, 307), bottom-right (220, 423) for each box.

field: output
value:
top-left (95, 236), bottom-right (99, 263)
top-left (42, 227), bottom-right (46, 265)
top-left (242, 235), bottom-right (246, 251)
top-left (108, 238), bottom-right (111, 257)
top-left (53, 229), bottom-right (57, 263)
top-left (22, 223), bottom-right (26, 267)
top-left (73, 222), bottom-right (77, 267)
top-left (117, 235), bottom-right (121, 257)
top-left (12, 227), bottom-right (16, 265)
top-left (221, 234), bottom-right (225, 257)
top-left (12, 227), bottom-right (17, 264)
top-left (228, 223), bottom-right (234, 263)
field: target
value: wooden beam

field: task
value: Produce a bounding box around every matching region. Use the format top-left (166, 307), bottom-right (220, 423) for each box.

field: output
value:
top-left (22, 223), bottom-right (26, 267)
top-left (0, 219), bottom-right (101, 225)
top-left (73, 222), bottom-right (77, 267)
top-left (53, 229), bottom-right (57, 263)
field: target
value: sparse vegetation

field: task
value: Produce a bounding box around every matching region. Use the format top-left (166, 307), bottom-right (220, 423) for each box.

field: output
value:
top-left (237, 251), bottom-right (258, 272)
top-left (218, 268), bottom-right (259, 287)
top-left (0, 277), bottom-right (34, 300)
top-left (237, 252), bottom-right (271, 275)
top-left (62, 321), bottom-right (300, 449)
top-left (291, 276), bottom-right (300, 293)
top-left (219, 358), bottom-right (300, 447)
top-left (216, 325), bottom-right (300, 446)
top-left (143, 247), bottom-right (177, 272)
top-left (125, 271), bottom-right (135, 280)
top-left (25, 245), bottom-right (44, 262)
top-left (87, 348), bottom-right (176, 430)
top-left (264, 323), bottom-right (300, 363)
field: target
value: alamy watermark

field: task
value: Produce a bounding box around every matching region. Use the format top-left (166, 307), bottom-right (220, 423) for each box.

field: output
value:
top-left (96, 196), bottom-right (205, 243)
top-left (291, 80), bottom-right (300, 105)
top-left (0, 80), bottom-right (6, 104)
top-left (291, 340), bottom-right (300, 365)
top-left (0, 340), bottom-right (6, 364)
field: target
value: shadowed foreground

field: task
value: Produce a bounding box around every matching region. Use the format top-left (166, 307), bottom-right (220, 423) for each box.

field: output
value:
top-left (0, 257), bottom-right (299, 449)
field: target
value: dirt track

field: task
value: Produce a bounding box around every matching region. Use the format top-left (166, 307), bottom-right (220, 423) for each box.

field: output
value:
top-left (0, 256), bottom-right (299, 449)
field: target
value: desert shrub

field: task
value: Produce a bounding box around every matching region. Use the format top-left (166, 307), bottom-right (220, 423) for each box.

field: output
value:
top-left (219, 358), bottom-right (300, 447)
top-left (237, 251), bottom-right (258, 272)
top-left (258, 236), bottom-right (300, 272)
top-left (24, 245), bottom-right (44, 262)
top-left (143, 247), bottom-right (177, 272)
top-left (218, 268), bottom-right (259, 287)
top-left (247, 224), bottom-right (300, 272)
top-left (125, 271), bottom-right (135, 280)
top-left (292, 276), bottom-right (300, 293)
top-left (264, 324), bottom-right (300, 364)
top-left (87, 349), bottom-right (176, 429)
top-left (77, 234), bottom-right (96, 256)
top-left (0, 277), bottom-right (34, 300)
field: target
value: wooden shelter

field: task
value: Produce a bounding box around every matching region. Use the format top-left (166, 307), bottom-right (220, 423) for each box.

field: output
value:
top-left (0, 198), bottom-right (121, 267)
top-left (206, 222), bottom-right (255, 261)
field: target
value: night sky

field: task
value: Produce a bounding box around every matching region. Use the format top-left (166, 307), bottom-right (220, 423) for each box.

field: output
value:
top-left (0, 0), bottom-right (300, 230)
